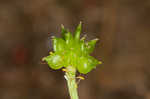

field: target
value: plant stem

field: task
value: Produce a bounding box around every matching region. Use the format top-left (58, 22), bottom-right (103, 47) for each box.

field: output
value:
top-left (65, 66), bottom-right (79, 99)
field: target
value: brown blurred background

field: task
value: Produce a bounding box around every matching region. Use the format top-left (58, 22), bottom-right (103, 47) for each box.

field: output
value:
top-left (0, 0), bottom-right (150, 99)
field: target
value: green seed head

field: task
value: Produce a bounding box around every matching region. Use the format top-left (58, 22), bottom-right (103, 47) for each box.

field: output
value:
top-left (43, 22), bottom-right (102, 74)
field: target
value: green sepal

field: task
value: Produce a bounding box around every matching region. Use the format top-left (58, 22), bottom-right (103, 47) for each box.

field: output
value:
top-left (53, 37), bottom-right (66, 52)
top-left (77, 57), bottom-right (92, 74)
top-left (86, 38), bottom-right (99, 54)
top-left (61, 25), bottom-right (72, 43)
top-left (79, 39), bottom-right (86, 55)
top-left (62, 51), bottom-right (70, 67)
top-left (74, 22), bottom-right (82, 41)
top-left (77, 56), bottom-right (100, 74)
top-left (60, 25), bottom-right (73, 45)
top-left (43, 54), bottom-right (63, 70)
top-left (61, 24), bottom-right (68, 39)
top-left (88, 56), bottom-right (101, 68)
top-left (65, 31), bottom-right (73, 45)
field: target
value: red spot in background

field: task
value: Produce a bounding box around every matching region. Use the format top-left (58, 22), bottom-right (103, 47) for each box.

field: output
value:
top-left (48, 33), bottom-right (50, 35)
top-left (12, 45), bottom-right (29, 65)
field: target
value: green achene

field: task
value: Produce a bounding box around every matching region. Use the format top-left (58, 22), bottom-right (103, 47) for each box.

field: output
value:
top-left (43, 22), bottom-right (101, 74)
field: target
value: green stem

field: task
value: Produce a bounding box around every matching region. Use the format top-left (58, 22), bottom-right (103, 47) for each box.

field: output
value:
top-left (65, 66), bottom-right (79, 99)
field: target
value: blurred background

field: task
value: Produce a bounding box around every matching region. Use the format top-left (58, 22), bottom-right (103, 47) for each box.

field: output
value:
top-left (0, 0), bottom-right (150, 99)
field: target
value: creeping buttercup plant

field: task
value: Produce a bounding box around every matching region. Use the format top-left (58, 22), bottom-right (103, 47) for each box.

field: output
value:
top-left (43, 22), bottom-right (102, 99)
